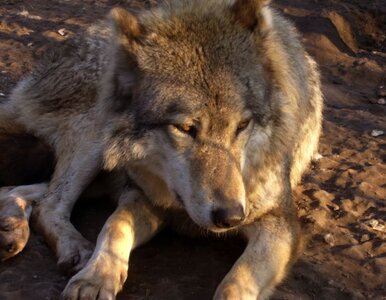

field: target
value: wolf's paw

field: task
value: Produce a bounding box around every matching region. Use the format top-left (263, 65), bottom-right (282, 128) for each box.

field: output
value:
top-left (214, 280), bottom-right (261, 300)
top-left (57, 238), bottom-right (94, 275)
top-left (0, 214), bottom-right (30, 261)
top-left (62, 258), bottom-right (127, 300)
top-left (0, 187), bottom-right (30, 261)
top-left (213, 284), bottom-right (240, 300)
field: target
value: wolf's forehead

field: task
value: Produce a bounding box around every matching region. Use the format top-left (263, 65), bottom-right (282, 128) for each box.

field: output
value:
top-left (138, 16), bottom-right (257, 78)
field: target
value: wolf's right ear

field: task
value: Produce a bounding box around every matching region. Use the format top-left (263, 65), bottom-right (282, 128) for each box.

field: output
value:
top-left (109, 7), bottom-right (143, 111)
top-left (110, 7), bottom-right (143, 45)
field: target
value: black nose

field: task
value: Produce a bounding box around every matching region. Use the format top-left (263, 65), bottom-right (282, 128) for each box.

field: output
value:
top-left (211, 205), bottom-right (245, 228)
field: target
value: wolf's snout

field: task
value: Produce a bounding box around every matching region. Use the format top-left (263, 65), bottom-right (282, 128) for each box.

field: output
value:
top-left (211, 204), bottom-right (245, 228)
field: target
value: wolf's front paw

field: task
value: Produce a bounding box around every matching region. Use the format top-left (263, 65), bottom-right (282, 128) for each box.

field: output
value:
top-left (57, 237), bottom-right (94, 275)
top-left (0, 187), bottom-right (30, 261)
top-left (214, 283), bottom-right (240, 300)
top-left (214, 279), bottom-right (262, 300)
top-left (0, 214), bottom-right (30, 261)
top-left (62, 257), bottom-right (127, 300)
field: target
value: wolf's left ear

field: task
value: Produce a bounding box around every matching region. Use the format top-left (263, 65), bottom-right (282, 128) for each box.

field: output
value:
top-left (231, 0), bottom-right (271, 34)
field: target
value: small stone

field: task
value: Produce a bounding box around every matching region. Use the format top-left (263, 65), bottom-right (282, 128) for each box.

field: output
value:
top-left (360, 234), bottom-right (370, 243)
top-left (371, 130), bottom-right (384, 137)
top-left (323, 233), bottom-right (334, 246)
top-left (27, 42), bottom-right (33, 47)
top-left (328, 203), bottom-right (340, 211)
top-left (377, 85), bottom-right (386, 97)
top-left (58, 28), bottom-right (68, 36)
top-left (0, 92), bottom-right (5, 97)
top-left (378, 98), bottom-right (386, 105)
top-left (19, 9), bottom-right (29, 17)
top-left (368, 219), bottom-right (379, 227)
top-left (32, 274), bottom-right (38, 279)
top-left (366, 219), bottom-right (385, 232)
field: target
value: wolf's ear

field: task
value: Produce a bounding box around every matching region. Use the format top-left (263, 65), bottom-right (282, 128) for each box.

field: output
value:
top-left (110, 7), bottom-right (143, 44)
top-left (109, 7), bottom-right (143, 111)
top-left (231, 0), bottom-right (271, 34)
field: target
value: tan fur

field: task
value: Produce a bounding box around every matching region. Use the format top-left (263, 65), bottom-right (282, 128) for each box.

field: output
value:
top-left (0, 0), bottom-right (322, 299)
top-left (0, 184), bottom-right (47, 261)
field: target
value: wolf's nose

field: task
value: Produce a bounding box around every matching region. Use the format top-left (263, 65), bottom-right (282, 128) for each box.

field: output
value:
top-left (211, 205), bottom-right (245, 228)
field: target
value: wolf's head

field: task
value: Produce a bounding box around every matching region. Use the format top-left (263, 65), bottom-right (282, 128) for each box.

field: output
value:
top-left (104, 0), bottom-right (281, 232)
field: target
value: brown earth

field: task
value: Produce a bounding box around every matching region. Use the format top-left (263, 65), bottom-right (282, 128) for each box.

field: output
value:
top-left (0, 0), bottom-right (385, 299)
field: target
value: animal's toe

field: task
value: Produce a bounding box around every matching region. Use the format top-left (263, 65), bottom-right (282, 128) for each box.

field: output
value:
top-left (63, 278), bottom-right (104, 300)
top-left (97, 289), bottom-right (115, 300)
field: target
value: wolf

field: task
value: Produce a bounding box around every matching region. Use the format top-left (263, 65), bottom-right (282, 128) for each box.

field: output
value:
top-left (0, 0), bottom-right (323, 299)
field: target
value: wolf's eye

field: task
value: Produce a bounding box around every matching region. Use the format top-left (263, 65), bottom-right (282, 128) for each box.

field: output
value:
top-left (173, 123), bottom-right (197, 138)
top-left (236, 119), bottom-right (251, 135)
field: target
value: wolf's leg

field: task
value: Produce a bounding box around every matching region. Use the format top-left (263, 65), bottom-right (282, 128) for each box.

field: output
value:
top-left (32, 142), bottom-right (102, 274)
top-left (62, 188), bottom-right (165, 300)
top-left (0, 183), bottom-right (48, 261)
top-left (214, 210), bottom-right (301, 300)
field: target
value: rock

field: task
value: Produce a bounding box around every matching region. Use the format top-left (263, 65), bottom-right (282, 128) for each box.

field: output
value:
top-left (57, 28), bottom-right (68, 36)
top-left (360, 234), bottom-right (370, 243)
top-left (377, 98), bottom-right (385, 105)
top-left (377, 85), bottom-right (386, 97)
top-left (370, 130), bottom-right (384, 137)
top-left (365, 219), bottom-right (385, 232)
top-left (323, 233), bottom-right (335, 246)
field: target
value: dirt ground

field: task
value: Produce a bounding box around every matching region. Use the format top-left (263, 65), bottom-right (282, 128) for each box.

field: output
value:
top-left (0, 0), bottom-right (385, 299)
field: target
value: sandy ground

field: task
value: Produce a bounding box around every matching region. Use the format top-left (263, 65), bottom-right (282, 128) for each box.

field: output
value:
top-left (0, 0), bottom-right (385, 299)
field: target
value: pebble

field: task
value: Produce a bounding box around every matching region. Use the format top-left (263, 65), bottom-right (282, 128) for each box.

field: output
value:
top-left (329, 203), bottom-right (340, 211)
top-left (324, 233), bottom-right (335, 246)
top-left (0, 92), bottom-right (5, 97)
top-left (371, 130), bottom-right (384, 137)
top-left (58, 28), bottom-right (68, 36)
top-left (360, 234), bottom-right (370, 243)
top-left (366, 219), bottom-right (385, 232)
top-left (378, 98), bottom-right (385, 105)
top-left (377, 85), bottom-right (386, 97)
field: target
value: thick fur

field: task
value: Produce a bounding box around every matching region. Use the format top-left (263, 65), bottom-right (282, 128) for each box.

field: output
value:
top-left (0, 0), bottom-right (322, 299)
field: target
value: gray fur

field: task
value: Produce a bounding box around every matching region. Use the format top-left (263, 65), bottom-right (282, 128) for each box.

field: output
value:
top-left (0, 1), bottom-right (322, 299)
